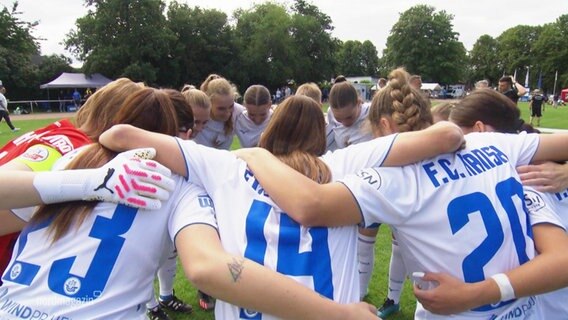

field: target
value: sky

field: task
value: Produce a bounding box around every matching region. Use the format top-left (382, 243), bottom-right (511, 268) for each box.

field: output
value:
top-left (2, 0), bottom-right (566, 67)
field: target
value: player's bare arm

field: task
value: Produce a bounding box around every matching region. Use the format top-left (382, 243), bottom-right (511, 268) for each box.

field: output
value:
top-left (175, 224), bottom-right (377, 320)
top-left (415, 223), bottom-right (568, 314)
top-left (382, 121), bottom-right (464, 167)
top-left (235, 147), bottom-right (361, 227)
top-left (100, 124), bottom-right (188, 178)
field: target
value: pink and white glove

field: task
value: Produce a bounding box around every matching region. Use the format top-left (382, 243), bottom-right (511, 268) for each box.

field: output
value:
top-left (33, 148), bottom-right (175, 210)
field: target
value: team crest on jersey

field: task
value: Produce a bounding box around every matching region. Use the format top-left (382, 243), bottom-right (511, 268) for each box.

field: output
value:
top-left (524, 190), bottom-right (546, 212)
top-left (21, 146), bottom-right (50, 162)
top-left (357, 168), bottom-right (382, 190)
top-left (9, 263), bottom-right (22, 280)
top-left (64, 277), bottom-right (81, 295)
top-left (240, 308), bottom-right (260, 319)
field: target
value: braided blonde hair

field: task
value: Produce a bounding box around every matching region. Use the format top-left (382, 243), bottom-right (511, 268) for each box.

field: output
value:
top-left (368, 68), bottom-right (432, 133)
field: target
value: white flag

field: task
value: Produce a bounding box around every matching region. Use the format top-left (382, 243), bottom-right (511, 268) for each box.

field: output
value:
top-left (524, 67), bottom-right (529, 88)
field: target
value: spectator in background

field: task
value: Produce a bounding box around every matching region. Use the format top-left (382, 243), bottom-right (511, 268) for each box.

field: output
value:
top-left (72, 88), bottom-right (82, 108)
top-left (0, 84), bottom-right (20, 133)
top-left (498, 76), bottom-right (527, 104)
top-left (529, 89), bottom-right (546, 127)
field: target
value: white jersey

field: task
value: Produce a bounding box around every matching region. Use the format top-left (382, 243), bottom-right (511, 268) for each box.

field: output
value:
top-left (193, 103), bottom-right (245, 150)
top-left (1, 160), bottom-right (216, 319)
top-left (526, 187), bottom-right (568, 319)
top-left (341, 132), bottom-right (560, 319)
top-left (234, 109), bottom-right (273, 148)
top-left (176, 134), bottom-right (397, 320)
top-left (326, 102), bottom-right (372, 151)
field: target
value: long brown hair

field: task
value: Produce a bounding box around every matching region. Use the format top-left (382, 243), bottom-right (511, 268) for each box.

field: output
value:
top-left (75, 78), bottom-right (145, 141)
top-left (450, 88), bottom-right (521, 133)
top-left (259, 95), bottom-right (331, 183)
top-left (368, 68), bottom-right (432, 133)
top-left (162, 89), bottom-right (194, 132)
top-left (31, 88), bottom-right (179, 241)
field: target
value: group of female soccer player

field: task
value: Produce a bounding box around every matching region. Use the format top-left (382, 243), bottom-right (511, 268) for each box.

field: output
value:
top-left (1, 68), bottom-right (568, 320)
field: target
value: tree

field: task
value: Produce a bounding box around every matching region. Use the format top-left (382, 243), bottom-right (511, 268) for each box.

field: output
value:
top-left (468, 35), bottom-right (500, 85)
top-left (0, 2), bottom-right (40, 99)
top-left (336, 40), bottom-right (378, 77)
top-left (166, 2), bottom-right (235, 87)
top-left (532, 15), bottom-right (568, 92)
top-left (382, 5), bottom-right (466, 84)
top-left (290, 0), bottom-right (339, 84)
top-left (496, 25), bottom-right (541, 86)
top-left (232, 3), bottom-right (295, 89)
top-left (65, 0), bottom-right (175, 85)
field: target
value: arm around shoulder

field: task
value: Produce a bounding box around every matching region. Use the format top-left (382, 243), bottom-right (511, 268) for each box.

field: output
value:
top-left (176, 224), bottom-right (377, 319)
top-left (382, 121), bottom-right (464, 167)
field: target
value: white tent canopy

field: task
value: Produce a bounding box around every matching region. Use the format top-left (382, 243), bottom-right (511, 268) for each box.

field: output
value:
top-left (40, 72), bottom-right (112, 89)
top-left (421, 83), bottom-right (442, 91)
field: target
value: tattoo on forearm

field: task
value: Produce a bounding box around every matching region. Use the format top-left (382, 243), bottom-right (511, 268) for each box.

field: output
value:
top-left (228, 257), bottom-right (245, 282)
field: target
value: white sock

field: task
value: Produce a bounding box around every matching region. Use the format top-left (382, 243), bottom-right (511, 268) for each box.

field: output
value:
top-left (158, 252), bottom-right (178, 298)
top-left (146, 291), bottom-right (159, 310)
top-left (387, 239), bottom-right (406, 304)
top-left (357, 233), bottom-right (376, 299)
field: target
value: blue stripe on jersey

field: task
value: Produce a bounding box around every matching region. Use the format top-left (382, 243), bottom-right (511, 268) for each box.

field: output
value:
top-left (378, 133), bottom-right (399, 167)
top-left (175, 137), bottom-right (190, 181)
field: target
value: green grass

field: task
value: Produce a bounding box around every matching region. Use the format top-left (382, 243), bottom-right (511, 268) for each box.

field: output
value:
top-left (4, 103), bottom-right (568, 320)
top-left (0, 119), bottom-right (60, 145)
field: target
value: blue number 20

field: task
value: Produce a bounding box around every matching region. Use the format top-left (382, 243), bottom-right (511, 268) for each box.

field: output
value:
top-left (3, 205), bottom-right (137, 300)
top-left (240, 200), bottom-right (333, 319)
top-left (448, 177), bottom-right (530, 311)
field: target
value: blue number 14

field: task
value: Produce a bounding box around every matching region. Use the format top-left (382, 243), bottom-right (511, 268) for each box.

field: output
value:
top-left (241, 200), bottom-right (333, 319)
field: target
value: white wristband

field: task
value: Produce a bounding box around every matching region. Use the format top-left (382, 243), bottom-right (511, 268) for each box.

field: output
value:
top-left (491, 273), bottom-right (516, 302)
top-left (33, 169), bottom-right (94, 204)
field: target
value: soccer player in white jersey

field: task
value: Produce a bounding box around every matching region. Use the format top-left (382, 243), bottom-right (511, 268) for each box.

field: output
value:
top-left (361, 68), bottom-right (439, 317)
top-left (100, 94), bottom-right (466, 319)
top-left (236, 95), bottom-right (568, 319)
top-left (0, 89), bottom-right (378, 320)
top-left (420, 89), bottom-right (568, 319)
top-left (526, 187), bottom-right (568, 319)
top-left (326, 81), bottom-right (373, 151)
top-left (194, 74), bottom-right (245, 149)
top-left (235, 85), bottom-right (273, 148)
top-left (325, 81), bottom-right (381, 301)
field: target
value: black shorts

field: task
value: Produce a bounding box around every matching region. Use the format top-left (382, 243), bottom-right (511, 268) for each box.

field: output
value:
top-left (531, 106), bottom-right (542, 117)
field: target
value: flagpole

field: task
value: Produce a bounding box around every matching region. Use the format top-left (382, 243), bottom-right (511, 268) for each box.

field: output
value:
top-left (553, 70), bottom-right (558, 97)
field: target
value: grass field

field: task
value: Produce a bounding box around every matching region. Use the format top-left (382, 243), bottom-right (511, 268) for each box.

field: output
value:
top-left (1, 101), bottom-right (567, 319)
